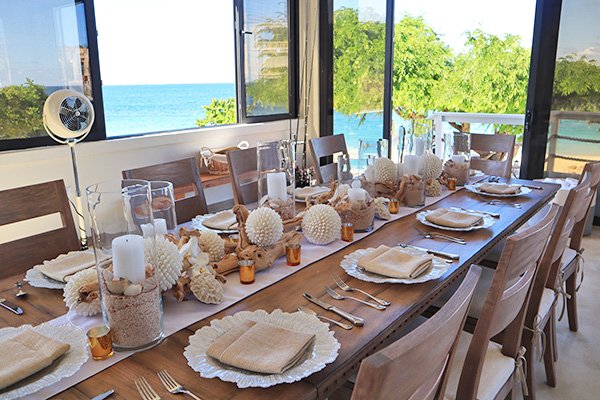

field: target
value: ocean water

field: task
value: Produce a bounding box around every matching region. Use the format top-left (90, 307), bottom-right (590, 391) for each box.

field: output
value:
top-left (102, 83), bottom-right (600, 162)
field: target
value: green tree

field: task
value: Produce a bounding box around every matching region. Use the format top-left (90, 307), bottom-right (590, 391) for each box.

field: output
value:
top-left (436, 30), bottom-right (530, 133)
top-left (0, 79), bottom-right (48, 140)
top-left (392, 15), bottom-right (452, 121)
top-left (196, 98), bottom-right (236, 127)
top-left (553, 55), bottom-right (600, 112)
top-left (333, 7), bottom-right (387, 116)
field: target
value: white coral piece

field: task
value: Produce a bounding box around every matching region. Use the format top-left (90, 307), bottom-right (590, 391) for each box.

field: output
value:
top-left (145, 236), bottom-right (183, 291)
top-left (197, 231), bottom-right (225, 262)
top-left (63, 268), bottom-right (101, 316)
top-left (426, 179), bottom-right (442, 197)
top-left (375, 157), bottom-right (398, 184)
top-left (246, 207), bottom-right (284, 247)
top-left (374, 197), bottom-right (391, 220)
top-left (189, 265), bottom-right (224, 304)
top-left (419, 153), bottom-right (443, 181)
top-left (329, 183), bottom-right (350, 204)
top-left (302, 204), bottom-right (342, 245)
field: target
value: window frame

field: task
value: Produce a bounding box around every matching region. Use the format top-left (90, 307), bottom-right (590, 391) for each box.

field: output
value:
top-left (0, 0), bottom-right (106, 152)
top-left (234, 0), bottom-right (299, 124)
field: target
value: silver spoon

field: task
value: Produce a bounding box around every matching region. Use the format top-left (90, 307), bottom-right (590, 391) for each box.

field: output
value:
top-left (298, 306), bottom-right (353, 330)
top-left (325, 287), bottom-right (386, 310)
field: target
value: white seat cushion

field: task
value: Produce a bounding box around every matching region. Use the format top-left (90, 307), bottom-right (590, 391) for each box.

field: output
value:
top-left (538, 288), bottom-right (556, 320)
top-left (444, 331), bottom-right (515, 400)
top-left (560, 247), bottom-right (577, 271)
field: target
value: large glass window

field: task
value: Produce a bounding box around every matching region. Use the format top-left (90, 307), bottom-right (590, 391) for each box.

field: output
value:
top-left (0, 0), bottom-right (96, 146)
top-left (94, 0), bottom-right (237, 137)
top-left (238, 0), bottom-right (294, 120)
top-left (333, 0), bottom-right (387, 160)
top-left (544, 0), bottom-right (600, 177)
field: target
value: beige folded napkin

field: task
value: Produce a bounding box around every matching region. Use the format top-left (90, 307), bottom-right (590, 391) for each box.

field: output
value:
top-left (478, 183), bottom-right (521, 195)
top-left (207, 321), bottom-right (315, 374)
top-left (357, 245), bottom-right (391, 269)
top-left (294, 186), bottom-right (330, 199)
top-left (0, 329), bottom-right (70, 390)
top-left (203, 211), bottom-right (238, 230)
top-left (33, 251), bottom-right (96, 283)
top-left (425, 208), bottom-right (483, 228)
top-left (362, 247), bottom-right (433, 279)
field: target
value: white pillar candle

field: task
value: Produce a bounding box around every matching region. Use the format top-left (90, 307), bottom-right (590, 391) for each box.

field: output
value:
top-left (141, 218), bottom-right (167, 237)
top-left (404, 155), bottom-right (420, 176)
top-left (112, 234), bottom-right (146, 283)
top-left (267, 172), bottom-right (287, 201)
top-left (348, 187), bottom-right (366, 203)
top-left (414, 137), bottom-right (425, 156)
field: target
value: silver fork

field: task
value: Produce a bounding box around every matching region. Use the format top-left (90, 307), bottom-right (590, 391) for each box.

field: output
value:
top-left (157, 370), bottom-right (203, 400)
top-left (333, 274), bottom-right (391, 306)
top-left (325, 286), bottom-right (386, 310)
top-left (416, 228), bottom-right (466, 245)
top-left (477, 194), bottom-right (522, 208)
top-left (135, 377), bottom-right (161, 400)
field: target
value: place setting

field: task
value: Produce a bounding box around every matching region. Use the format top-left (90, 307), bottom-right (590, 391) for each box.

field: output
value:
top-left (417, 207), bottom-right (496, 232)
top-left (465, 181), bottom-right (533, 198)
top-left (192, 209), bottom-right (239, 234)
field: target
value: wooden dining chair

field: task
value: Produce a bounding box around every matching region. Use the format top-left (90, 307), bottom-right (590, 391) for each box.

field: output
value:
top-left (470, 133), bottom-right (516, 178)
top-left (122, 157), bottom-right (208, 224)
top-left (561, 161), bottom-right (600, 332)
top-left (226, 147), bottom-right (259, 205)
top-left (349, 266), bottom-right (481, 400)
top-left (308, 134), bottom-right (350, 184)
top-left (0, 180), bottom-right (81, 280)
top-left (442, 204), bottom-right (557, 400)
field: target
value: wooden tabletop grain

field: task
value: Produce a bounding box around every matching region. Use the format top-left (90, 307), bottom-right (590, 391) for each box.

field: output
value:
top-left (0, 179), bottom-right (559, 400)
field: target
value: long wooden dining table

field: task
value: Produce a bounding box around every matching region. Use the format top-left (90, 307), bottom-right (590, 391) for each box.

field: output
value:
top-left (0, 178), bottom-right (559, 400)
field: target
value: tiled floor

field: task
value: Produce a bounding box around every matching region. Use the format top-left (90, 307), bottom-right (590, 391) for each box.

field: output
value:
top-left (530, 227), bottom-right (600, 400)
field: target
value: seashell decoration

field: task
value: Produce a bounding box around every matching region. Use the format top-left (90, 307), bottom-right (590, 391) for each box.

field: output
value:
top-left (302, 204), bottom-right (342, 245)
top-left (419, 153), bottom-right (443, 181)
top-left (329, 183), bottom-right (350, 204)
top-left (197, 231), bottom-right (225, 262)
top-left (374, 197), bottom-right (391, 220)
top-left (189, 265), bottom-right (224, 304)
top-left (63, 268), bottom-right (101, 316)
top-left (426, 179), bottom-right (442, 197)
top-left (145, 236), bottom-right (183, 291)
top-left (375, 157), bottom-right (398, 184)
top-left (245, 207), bottom-right (284, 247)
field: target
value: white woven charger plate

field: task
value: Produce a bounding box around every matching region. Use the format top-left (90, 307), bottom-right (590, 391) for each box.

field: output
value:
top-left (465, 183), bottom-right (532, 198)
top-left (0, 323), bottom-right (88, 400)
top-left (191, 213), bottom-right (238, 234)
top-left (417, 209), bottom-right (496, 232)
top-left (184, 309), bottom-right (340, 388)
top-left (340, 247), bottom-right (450, 284)
top-left (24, 268), bottom-right (66, 289)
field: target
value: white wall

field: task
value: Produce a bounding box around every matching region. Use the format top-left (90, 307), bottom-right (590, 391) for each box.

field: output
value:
top-left (0, 120), bottom-right (291, 206)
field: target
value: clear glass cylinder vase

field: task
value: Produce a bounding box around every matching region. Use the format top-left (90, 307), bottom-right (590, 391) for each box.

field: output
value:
top-left (86, 180), bottom-right (164, 351)
top-left (443, 132), bottom-right (471, 186)
top-left (401, 155), bottom-right (426, 207)
top-left (257, 140), bottom-right (295, 220)
top-left (139, 181), bottom-right (177, 237)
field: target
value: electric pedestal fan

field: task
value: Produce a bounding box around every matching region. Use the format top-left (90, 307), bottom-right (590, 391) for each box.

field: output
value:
top-left (43, 89), bottom-right (95, 249)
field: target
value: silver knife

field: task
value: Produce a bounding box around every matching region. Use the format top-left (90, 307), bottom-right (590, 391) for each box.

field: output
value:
top-left (0, 298), bottom-right (23, 315)
top-left (522, 184), bottom-right (544, 190)
top-left (91, 389), bottom-right (114, 400)
top-left (452, 207), bottom-right (500, 219)
top-left (303, 292), bottom-right (364, 326)
top-left (397, 244), bottom-right (459, 261)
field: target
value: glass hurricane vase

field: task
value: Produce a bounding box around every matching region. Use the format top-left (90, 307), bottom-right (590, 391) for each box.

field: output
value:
top-left (86, 179), bottom-right (164, 351)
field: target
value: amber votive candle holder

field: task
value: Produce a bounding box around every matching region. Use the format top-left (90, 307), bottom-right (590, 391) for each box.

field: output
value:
top-left (447, 177), bottom-right (457, 191)
top-left (286, 243), bottom-right (301, 266)
top-left (388, 198), bottom-right (400, 214)
top-left (239, 260), bottom-right (255, 284)
top-left (341, 222), bottom-right (354, 242)
top-left (87, 325), bottom-right (113, 361)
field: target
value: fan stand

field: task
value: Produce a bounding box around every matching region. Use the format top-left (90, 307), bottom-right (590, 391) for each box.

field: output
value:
top-left (66, 138), bottom-right (88, 250)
